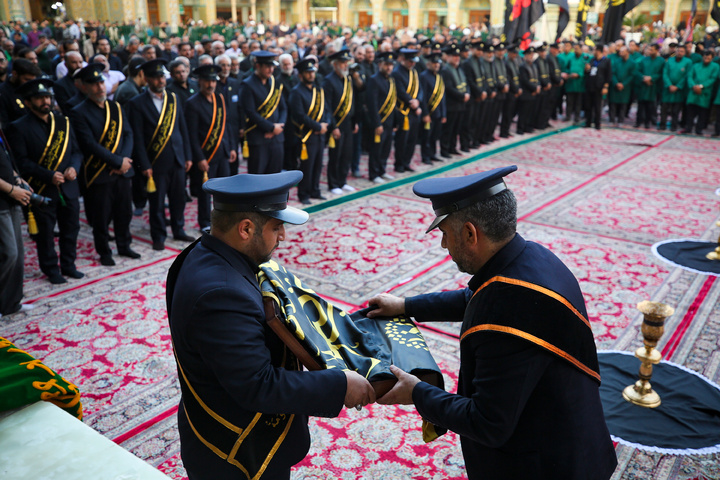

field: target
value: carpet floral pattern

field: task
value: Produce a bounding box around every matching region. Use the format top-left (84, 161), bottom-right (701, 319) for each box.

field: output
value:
top-left (3, 125), bottom-right (720, 479)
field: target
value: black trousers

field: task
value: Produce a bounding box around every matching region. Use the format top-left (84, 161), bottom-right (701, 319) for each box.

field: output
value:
top-left (394, 113), bottom-right (420, 170)
top-left (566, 92), bottom-right (583, 122)
top-left (584, 90), bottom-right (603, 128)
top-left (484, 96), bottom-right (502, 142)
top-left (31, 194), bottom-right (80, 276)
top-left (0, 205), bottom-right (24, 314)
top-left (440, 110), bottom-right (462, 154)
top-left (636, 100), bottom-right (657, 128)
top-left (421, 117), bottom-right (442, 161)
top-left (500, 95), bottom-right (518, 136)
top-left (148, 165), bottom-right (186, 243)
top-left (327, 124), bottom-right (353, 189)
top-left (368, 126), bottom-right (393, 180)
top-left (247, 141), bottom-right (283, 174)
top-left (686, 103), bottom-right (709, 134)
top-left (659, 102), bottom-right (681, 130)
top-left (85, 176), bottom-right (133, 257)
top-left (460, 101), bottom-right (477, 149)
top-left (283, 136), bottom-right (298, 171)
top-left (298, 134), bottom-right (324, 200)
top-left (131, 172), bottom-right (147, 210)
top-left (197, 157), bottom-right (230, 229)
top-left (533, 90), bottom-right (549, 129)
top-left (608, 103), bottom-right (628, 124)
top-left (516, 97), bottom-right (536, 134)
top-left (475, 100), bottom-right (488, 141)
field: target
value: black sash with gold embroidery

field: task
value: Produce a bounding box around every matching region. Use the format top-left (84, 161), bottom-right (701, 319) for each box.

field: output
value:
top-left (147, 92), bottom-right (177, 165)
top-left (428, 74), bottom-right (445, 114)
top-left (378, 77), bottom-right (397, 124)
top-left (28, 114), bottom-right (70, 195)
top-left (202, 93), bottom-right (226, 163)
top-left (293, 86), bottom-right (325, 144)
top-left (332, 76), bottom-right (353, 127)
top-left (166, 240), bottom-right (298, 480)
top-left (246, 76), bottom-right (283, 135)
top-left (83, 101), bottom-right (123, 188)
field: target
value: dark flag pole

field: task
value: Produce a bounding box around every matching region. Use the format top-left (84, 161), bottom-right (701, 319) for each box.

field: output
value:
top-left (575, 0), bottom-right (593, 42)
top-left (504, 0), bottom-right (546, 45)
top-left (549, 0), bottom-right (570, 41)
top-left (600, 0), bottom-right (644, 44)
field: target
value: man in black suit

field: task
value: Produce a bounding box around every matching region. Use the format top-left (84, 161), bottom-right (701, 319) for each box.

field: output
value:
top-left (392, 48), bottom-right (424, 173)
top-left (367, 166), bottom-right (618, 480)
top-left (518, 47), bottom-right (540, 135)
top-left (166, 58), bottom-right (198, 106)
top-left (419, 53), bottom-right (446, 164)
top-left (365, 51), bottom-right (398, 184)
top-left (0, 59), bottom-right (41, 127)
top-left (71, 63), bottom-right (139, 267)
top-left (54, 51), bottom-right (84, 113)
top-left (584, 44), bottom-right (612, 130)
top-left (439, 45), bottom-right (469, 157)
top-left (127, 59), bottom-right (195, 251)
top-left (167, 171), bottom-right (375, 480)
top-left (8, 79), bottom-right (84, 284)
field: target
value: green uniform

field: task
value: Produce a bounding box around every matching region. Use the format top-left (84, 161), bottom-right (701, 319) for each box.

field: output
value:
top-left (662, 56), bottom-right (692, 103)
top-left (564, 54), bottom-right (587, 93)
top-left (609, 57), bottom-right (635, 104)
top-left (635, 56), bottom-right (665, 102)
top-left (687, 61), bottom-right (720, 108)
top-left (690, 52), bottom-right (703, 64)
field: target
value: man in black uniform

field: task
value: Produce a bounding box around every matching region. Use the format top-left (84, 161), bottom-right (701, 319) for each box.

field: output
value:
top-left (288, 58), bottom-right (331, 203)
top-left (518, 47), bottom-right (540, 135)
top-left (419, 53), bottom-right (446, 164)
top-left (167, 171), bottom-right (375, 480)
top-left (490, 43), bottom-right (510, 144)
top-left (584, 44), bottom-right (611, 130)
top-left (185, 64), bottom-right (232, 233)
top-left (54, 51), bottom-right (84, 114)
top-left (323, 49), bottom-right (357, 195)
top-left (546, 43), bottom-right (564, 121)
top-left (0, 59), bottom-right (41, 127)
top-left (71, 63), bottom-right (139, 267)
top-left (440, 45), bottom-right (469, 157)
top-left (115, 57), bottom-right (147, 106)
top-left (367, 166), bottom-right (618, 480)
top-left (8, 79), bottom-right (84, 284)
top-left (241, 51), bottom-right (287, 175)
top-left (500, 43), bottom-right (522, 138)
top-left (127, 59), bottom-right (195, 251)
top-left (461, 41), bottom-right (486, 150)
top-left (478, 44), bottom-right (498, 145)
top-left (392, 48), bottom-right (424, 172)
top-left (215, 54), bottom-right (242, 175)
top-left (533, 44), bottom-right (552, 130)
top-left (366, 51), bottom-right (398, 184)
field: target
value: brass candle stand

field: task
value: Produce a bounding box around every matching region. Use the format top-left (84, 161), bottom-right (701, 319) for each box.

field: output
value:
top-left (706, 220), bottom-right (720, 261)
top-left (622, 301), bottom-right (675, 408)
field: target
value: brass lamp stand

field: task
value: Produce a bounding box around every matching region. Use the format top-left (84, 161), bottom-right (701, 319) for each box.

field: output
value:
top-left (622, 301), bottom-right (675, 408)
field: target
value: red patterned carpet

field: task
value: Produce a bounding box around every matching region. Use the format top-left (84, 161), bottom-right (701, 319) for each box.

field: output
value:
top-left (3, 124), bottom-right (720, 480)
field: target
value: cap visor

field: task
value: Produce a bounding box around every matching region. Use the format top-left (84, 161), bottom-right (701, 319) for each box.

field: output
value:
top-left (267, 206), bottom-right (309, 225)
top-left (425, 213), bottom-right (449, 234)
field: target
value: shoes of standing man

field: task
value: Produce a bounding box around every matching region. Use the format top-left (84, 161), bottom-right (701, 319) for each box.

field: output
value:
top-left (174, 232), bottom-right (196, 242)
top-left (118, 248), bottom-right (141, 259)
top-left (47, 274), bottom-right (67, 285)
top-left (381, 173), bottom-right (395, 180)
top-left (341, 184), bottom-right (356, 192)
top-left (372, 177), bottom-right (386, 184)
top-left (311, 194), bottom-right (327, 200)
top-left (100, 255), bottom-right (116, 266)
top-left (152, 241), bottom-right (165, 251)
top-left (330, 188), bottom-right (344, 195)
top-left (300, 198), bottom-right (312, 205)
top-left (61, 268), bottom-right (85, 279)
top-left (133, 207), bottom-right (144, 217)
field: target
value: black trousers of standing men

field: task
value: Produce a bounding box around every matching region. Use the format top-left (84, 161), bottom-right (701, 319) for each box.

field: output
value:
top-left (85, 176), bottom-right (133, 257)
top-left (484, 96), bottom-right (502, 143)
top-left (500, 94), bottom-right (518, 137)
top-left (659, 103), bottom-right (682, 131)
top-left (608, 103), bottom-right (628, 124)
top-left (31, 196), bottom-right (80, 277)
top-left (421, 118), bottom-right (442, 162)
top-left (440, 110), bottom-right (463, 155)
top-left (584, 90), bottom-right (603, 129)
top-left (636, 100), bottom-right (657, 128)
top-left (566, 92), bottom-right (583, 123)
top-left (298, 133), bottom-right (325, 201)
top-left (460, 102), bottom-right (476, 150)
top-left (533, 90), bottom-right (549, 129)
top-left (394, 113), bottom-right (420, 171)
top-left (516, 97), bottom-right (536, 134)
top-left (368, 127), bottom-right (393, 180)
top-left (247, 141), bottom-right (283, 175)
top-left (197, 158), bottom-right (230, 229)
top-left (685, 104), bottom-right (709, 134)
top-left (147, 164), bottom-right (187, 243)
top-left (327, 123), bottom-right (353, 190)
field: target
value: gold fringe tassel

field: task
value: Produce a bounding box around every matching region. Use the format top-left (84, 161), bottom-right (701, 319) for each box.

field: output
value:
top-left (300, 143), bottom-right (308, 160)
top-left (403, 115), bottom-right (409, 131)
top-left (242, 139), bottom-right (249, 157)
top-left (328, 135), bottom-right (336, 149)
top-left (202, 171), bottom-right (209, 183)
top-left (374, 133), bottom-right (381, 143)
top-left (147, 176), bottom-right (157, 193)
top-left (28, 208), bottom-right (39, 235)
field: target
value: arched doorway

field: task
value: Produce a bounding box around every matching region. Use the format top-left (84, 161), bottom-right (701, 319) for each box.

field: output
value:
top-left (350, 0), bottom-right (374, 28)
top-left (420, 0), bottom-right (448, 28)
top-left (460, 0), bottom-right (490, 27)
top-left (385, 0), bottom-right (409, 29)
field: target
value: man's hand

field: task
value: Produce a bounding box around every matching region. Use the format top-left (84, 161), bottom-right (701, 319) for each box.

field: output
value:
top-left (230, 150), bottom-right (237, 163)
top-left (409, 98), bottom-right (420, 110)
top-left (375, 126), bottom-right (383, 136)
top-left (353, 123), bottom-right (359, 134)
top-left (616, 83), bottom-right (623, 91)
top-left (422, 114), bottom-right (430, 124)
top-left (121, 157), bottom-right (133, 174)
top-left (273, 123), bottom-right (284, 136)
top-left (669, 85), bottom-right (678, 93)
top-left (52, 171), bottom-right (65, 186)
top-left (463, 93), bottom-right (470, 102)
top-left (503, 85), bottom-right (509, 93)
top-left (344, 371), bottom-right (376, 409)
top-left (8, 183), bottom-right (32, 206)
top-left (377, 365), bottom-right (420, 405)
top-left (644, 75), bottom-right (652, 85)
top-left (693, 85), bottom-right (703, 94)
top-left (366, 293), bottom-right (405, 318)
top-left (481, 91), bottom-right (487, 101)
top-left (319, 122), bottom-right (328, 135)
top-left (143, 168), bottom-right (153, 178)
top-left (185, 161), bottom-right (192, 172)
top-left (63, 167), bottom-right (76, 181)
top-left (198, 159), bottom-right (210, 172)
top-left (441, 117), bottom-right (447, 124)
top-left (332, 128), bottom-right (341, 140)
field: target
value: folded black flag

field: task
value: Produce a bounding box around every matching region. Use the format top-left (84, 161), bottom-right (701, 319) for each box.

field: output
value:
top-left (714, 0), bottom-right (720, 25)
top-left (504, 0), bottom-right (546, 45)
top-left (575, 0), bottom-right (594, 42)
top-left (549, 0), bottom-right (571, 42)
top-left (601, 0), bottom-right (643, 44)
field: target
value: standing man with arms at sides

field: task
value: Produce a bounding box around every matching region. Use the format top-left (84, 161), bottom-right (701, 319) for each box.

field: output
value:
top-left (288, 57), bottom-right (331, 204)
top-left (440, 44), bottom-right (469, 158)
top-left (683, 50), bottom-right (720, 135)
top-left (185, 64), bottom-right (232, 234)
top-left (71, 63), bottom-right (139, 267)
top-left (634, 44), bottom-right (664, 129)
top-left (166, 171), bottom-right (375, 480)
top-left (546, 43), bottom-right (564, 122)
top-left (660, 44), bottom-right (691, 132)
top-left (8, 79), bottom-right (84, 284)
top-left (461, 41), bottom-right (485, 150)
top-left (478, 44), bottom-right (498, 146)
top-left (323, 49), bottom-right (358, 195)
top-left (419, 53), bottom-right (446, 165)
top-left (491, 43), bottom-right (510, 142)
top-left (128, 59), bottom-right (195, 251)
top-left (563, 43), bottom-right (586, 124)
top-left (584, 44), bottom-right (611, 130)
top-left (365, 51), bottom-right (399, 184)
top-left (392, 48), bottom-right (424, 172)
top-left (517, 47), bottom-right (540, 135)
top-left (366, 166), bottom-right (618, 480)
top-left (532, 44), bottom-right (552, 130)
top-left (500, 43), bottom-right (521, 139)
top-left (608, 46), bottom-right (635, 126)
top-left (241, 51), bottom-right (287, 175)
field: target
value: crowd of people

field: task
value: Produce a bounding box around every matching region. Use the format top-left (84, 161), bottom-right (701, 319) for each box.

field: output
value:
top-left (2, 18), bottom-right (720, 311)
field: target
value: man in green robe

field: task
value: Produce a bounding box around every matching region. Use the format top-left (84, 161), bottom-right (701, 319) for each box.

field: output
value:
top-left (635, 44), bottom-right (665, 128)
top-left (689, 43), bottom-right (703, 64)
top-left (609, 46), bottom-right (635, 125)
top-left (563, 43), bottom-right (587, 124)
top-left (684, 50), bottom-right (720, 135)
top-left (713, 74), bottom-right (720, 136)
top-left (660, 45), bottom-right (692, 131)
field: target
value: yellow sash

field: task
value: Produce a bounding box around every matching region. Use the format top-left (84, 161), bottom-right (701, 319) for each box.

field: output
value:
top-left (379, 77), bottom-right (397, 124)
top-left (293, 86), bottom-right (325, 145)
top-left (245, 75), bottom-right (283, 135)
top-left (428, 74), bottom-right (445, 114)
top-left (398, 69), bottom-right (419, 116)
top-left (83, 101), bottom-right (123, 188)
top-left (332, 75), bottom-right (353, 127)
top-left (147, 92), bottom-right (177, 165)
top-left (201, 93), bottom-right (227, 164)
top-left (29, 114), bottom-right (70, 195)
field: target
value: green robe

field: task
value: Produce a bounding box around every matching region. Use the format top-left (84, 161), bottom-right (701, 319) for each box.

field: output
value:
top-left (609, 57), bottom-right (635, 104)
top-left (564, 54), bottom-right (587, 93)
top-left (662, 56), bottom-right (692, 103)
top-left (635, 56), bottom-right (665, 102)
top-left (690, 53), bottom-right (703, 64)
top-left (687, 61), bottom-right (720, 108)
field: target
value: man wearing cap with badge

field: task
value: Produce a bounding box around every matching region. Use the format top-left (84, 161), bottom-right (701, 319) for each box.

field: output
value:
top-left (366, 51), bottom-right (399, 184)
top-left (478, 43), bottom-right (498, 146)
top-left (500, 43), bottom-right (522, 138)
top-left (0, 58), bottom-right (42, 128)
top-left (490, 43), bottom-right (510, 143)
top-left (419, 52), bottom-right (446, 165)
top-left (440, 44), bottom-right (469, 158)
top-left (533, 43), bottom-right (552, 130)
top-left (322, 48), bottom-right (359, 195)
top-left (365, 166), bottom-right (618, 480)
top-left (392, 47), bottom-right (425, 172)
top-left (7, 78), bottom-right (85, 284)
top-left (517, 46), bottom-right (540, 135)
top-left (185, 64), bottom-right (232, 233)
top-left (241, 50), bottom-right (287, 175)
top-left (128, 58), bottom-right (195, 251)
top-left (70, 63), bottom-right (139, 267)
top-left (166, 171), bottom-right (376, 480)
top-left (288, 57), bottom-right (332, 203)
top-left (461, 41), bottom-right (486, 150)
